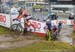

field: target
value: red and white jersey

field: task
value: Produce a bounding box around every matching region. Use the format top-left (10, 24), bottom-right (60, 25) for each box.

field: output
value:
top-left (17, 9), bottom-right (29, 19)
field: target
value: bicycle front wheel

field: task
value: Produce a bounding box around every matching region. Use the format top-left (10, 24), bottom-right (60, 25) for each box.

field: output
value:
top-left (17, 23), bottom-right (24, 32)
top-left (10, 23), bottom-right (24, 36)
top-left (10, 24), bottom-right (18, 31)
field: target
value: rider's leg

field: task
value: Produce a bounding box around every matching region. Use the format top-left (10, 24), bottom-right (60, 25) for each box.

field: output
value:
top-left (46, 29), bottom-right (52, 41)
top-left (23, 27), bottom-right (27, 35)
top-left (48, 30), bottom-right (51, 41)
top-left (18, 23), bottom-right (24, 31)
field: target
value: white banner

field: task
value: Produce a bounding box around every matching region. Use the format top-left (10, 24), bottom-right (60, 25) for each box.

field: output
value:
top-left (27, 19), bottom-right (74, 33)
top-left (27, 20), bottom-right (47, 33)
top-left (0, 13), bottom-right (74, 34)
top-left (0, 13), bottom-right (18, 28)
top-left (51, 20), bottom-right (74, 25)
top-left (0, 13), bottom-right (10, 28)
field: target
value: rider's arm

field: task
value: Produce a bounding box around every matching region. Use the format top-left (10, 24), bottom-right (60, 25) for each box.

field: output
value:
top-left (17, 14), bottom-right (24, 19)
top-left (17, 12), bottom-right (25, 19)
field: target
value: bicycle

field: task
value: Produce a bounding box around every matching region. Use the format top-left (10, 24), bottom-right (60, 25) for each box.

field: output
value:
top-left (51, 31), bottom-right (58, 41)
top-left (10, 18), bottom-right (24, 35)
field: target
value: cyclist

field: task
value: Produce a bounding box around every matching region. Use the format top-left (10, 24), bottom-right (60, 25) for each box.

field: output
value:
top-left (13, 8), bottom-right (31, 35)
top-left (46, 20), bottom-right (52, 40)
top-left (46, 20), bottom-right (52, 31)
top-left (17, 8), bottom-right (29, 19)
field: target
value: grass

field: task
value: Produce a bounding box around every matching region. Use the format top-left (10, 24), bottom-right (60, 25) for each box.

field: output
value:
top-left (0, 26), bottom-right (19, 36)
top-left (0, 26), bottom-right (10, 35)
top-left (0, 41), bottom-right (75, 52)
top-left (0, 26), bottom-right (23, 36)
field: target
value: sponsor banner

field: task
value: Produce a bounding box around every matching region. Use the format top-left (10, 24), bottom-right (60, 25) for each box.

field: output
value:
top-left (27, 20), bottom-right (74, 33)
top-left (27, 20), bottom-right (47, 33)
top-left (0, 13), bottom-right (10, 28)
top-left (0, 13), bottom-right (74, 34)
top-left (0, 13), bottom-right (18, 28)
top-left (51, 20), bottom-right (74, 25)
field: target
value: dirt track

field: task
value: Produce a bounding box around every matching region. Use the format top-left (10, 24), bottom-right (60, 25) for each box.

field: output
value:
top-left (0, 35), bottom-right (39, 50)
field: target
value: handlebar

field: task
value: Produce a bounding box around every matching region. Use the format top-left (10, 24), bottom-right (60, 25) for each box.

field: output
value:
top-left (13, 19), bottom-right (19, 21)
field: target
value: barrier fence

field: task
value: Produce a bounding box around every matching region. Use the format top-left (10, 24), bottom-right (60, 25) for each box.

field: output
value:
top-left (0, 13), bottom-right (74, 35)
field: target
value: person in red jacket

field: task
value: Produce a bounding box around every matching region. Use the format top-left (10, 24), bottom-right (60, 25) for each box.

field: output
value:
top-left (17, 8), bottom-right (29, 19)
top-left (16, 8), bottom-right (31, 35)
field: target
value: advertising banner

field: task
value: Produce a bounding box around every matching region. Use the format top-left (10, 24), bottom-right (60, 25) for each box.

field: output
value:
top-left (27, 19), bottom-right (74, 34)
top-left (0, 13), bottom-right (74, 34)
top-left (0, 13), bottom-right (10, 28)
top-left (0, 13), bottom-right (18, 28)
